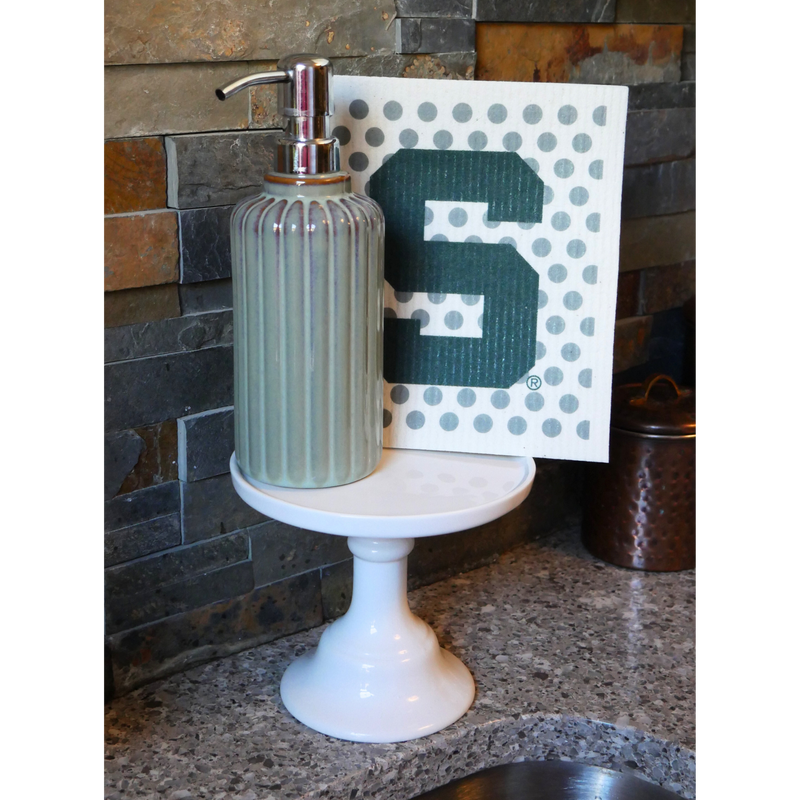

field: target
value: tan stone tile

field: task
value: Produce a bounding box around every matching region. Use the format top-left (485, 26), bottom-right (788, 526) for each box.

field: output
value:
top-left (476, 23), bottom-right (683, 84)
top-left (105, 212), bottom-right (179, 292)
top-left (105, 137), bottom-right (167, 214)
top-left (104, 285), bottom-right (182, 328)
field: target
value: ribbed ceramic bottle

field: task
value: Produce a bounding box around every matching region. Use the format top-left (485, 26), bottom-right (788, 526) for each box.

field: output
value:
top-left (231, 173), bottom-right (384, 488)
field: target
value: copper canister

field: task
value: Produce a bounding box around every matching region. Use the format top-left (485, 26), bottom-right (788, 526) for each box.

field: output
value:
top-left (582, 374), bottom-right (696, 571)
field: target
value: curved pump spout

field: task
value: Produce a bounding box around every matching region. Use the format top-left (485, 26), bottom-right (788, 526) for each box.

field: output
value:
top-left (213, 55), bottom-right (339, 175)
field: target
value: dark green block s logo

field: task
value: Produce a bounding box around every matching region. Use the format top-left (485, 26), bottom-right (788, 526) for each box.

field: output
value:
top-left (369, 149), bottom-right (544, 389)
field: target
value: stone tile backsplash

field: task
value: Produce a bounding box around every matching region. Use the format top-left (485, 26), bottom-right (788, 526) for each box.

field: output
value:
top-left (104, 0), bottom-right (695, 697)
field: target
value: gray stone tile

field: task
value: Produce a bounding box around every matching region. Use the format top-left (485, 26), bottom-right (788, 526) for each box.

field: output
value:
top-left (627, 81), bottom-right (695, 110)
top-left (179, 206), bottom-right (234, 283)
top-left (395, 0), bottom-right (472, 16)
top-left (249, 520), bottom-right (350, 588)
top-left (621, 159), bottom-right (695, 220)
top-left (474, 0), bottom-right (615, 22)
top-left (178, 279), bottom-right (233, 315)
top-left (681, 52), bottom-right (695, 82)
top-left (396, 18), bottom-right (475, 54)
top-left (105, 481), bottom-right (180, 532)
top-left (104, 310), bottom-right (233, 363)
top-left (624, 108), bottom-right (695, 165)
top-left (177, 407), bottom-right (234, 482)
top-left (619, 211), bottom-right (695, 272)
top-left (105, 0), bottom-right (396, 65)
top-left (105, 345), bottom-right (233, 432)
top-left (105, 561), bottom-right (254, 635)
top-left (166, 131), bottom-right (279, 210)
top-left (104, 513), bottom-right (182, 568)
top-left (105, 430), bottom-right (145, 500)
top-left (321, 559), bottom-right (353, 620)
top-left (105, 531), bottom-right (249, 597)
top-left (181, 473), bottom-right (267, 543)
top-left (107, 570), bottom-right (322, 694)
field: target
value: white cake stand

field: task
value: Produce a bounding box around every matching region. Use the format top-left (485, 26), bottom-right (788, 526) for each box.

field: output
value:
top-left (230, 449), bottom-right (535, 743)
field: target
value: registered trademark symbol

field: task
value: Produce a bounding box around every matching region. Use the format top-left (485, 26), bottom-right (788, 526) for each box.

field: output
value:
top-left (526, 375), bottom-right (542, 390)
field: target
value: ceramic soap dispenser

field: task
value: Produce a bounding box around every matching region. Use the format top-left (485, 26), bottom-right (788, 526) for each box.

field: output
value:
top-left (217, 55), bottom-right (384, 488)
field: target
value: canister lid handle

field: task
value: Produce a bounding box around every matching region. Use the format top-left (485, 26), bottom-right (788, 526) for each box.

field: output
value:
top-left (630, 374), bottom-right (686, 406)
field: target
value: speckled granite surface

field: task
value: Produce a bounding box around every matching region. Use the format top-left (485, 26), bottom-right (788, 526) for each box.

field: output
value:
top-left (105, 528), bottom-right (695, 800)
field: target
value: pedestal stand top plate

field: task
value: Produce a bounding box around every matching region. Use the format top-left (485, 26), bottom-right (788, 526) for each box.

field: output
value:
top-left (230, 449), bottom-right (535, 538)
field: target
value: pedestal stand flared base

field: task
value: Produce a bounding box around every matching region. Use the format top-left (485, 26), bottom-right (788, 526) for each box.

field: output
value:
top-left (230, 449), bottom-right (535, 743)
top-left (280, 537), bottom-right (475, 743)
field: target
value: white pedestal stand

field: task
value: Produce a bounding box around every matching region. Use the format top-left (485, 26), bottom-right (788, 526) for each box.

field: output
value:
top-left (231, 449), bottom-right (535, 743)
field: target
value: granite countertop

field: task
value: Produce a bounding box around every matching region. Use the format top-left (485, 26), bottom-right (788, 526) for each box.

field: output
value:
top-left (104, 528), bottom-right (696, 800)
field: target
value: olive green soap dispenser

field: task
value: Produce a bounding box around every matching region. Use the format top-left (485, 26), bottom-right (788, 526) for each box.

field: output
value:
top-left (216, 55), bottom-right (385, 488)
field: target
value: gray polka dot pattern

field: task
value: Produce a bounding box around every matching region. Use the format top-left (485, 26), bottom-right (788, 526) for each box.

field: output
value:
top-left (536, 341), bottom-right (546, 359)
top-left (518, 220), bottom-right (535, 230)
top-left (582, 265), bottom-right (598, 284)
top-left (383, 100), bottom-right (403, 121)
top-left (434, 130), bottom-right (453, 149)
top-left (532, 238), bottom-right (551, 257)
top-left (578, 368), bottom-right (593, 388)
top-left (333, 125), bottom-right (351, 146)
top-left (406, 410), bottom-right (425, 429)
top-left (411, 309), bottom-right (430, 328)
top-left (572, 133), bottom-right (592, 153)
top-left (391, 385), bottom-right (409, 404)
top-left (482, 211), bottom-right (501, 229)
top-left (430, 233), bottom-right (448, 242)
top-left (417, 102), bottom-right (437, 122)
top-left (538, 290), bottom-right (548, 309)
top-left (461, 294), bottom-right (481, 305)
top-left (508, 416), bottom-right (527, 435)
top-left (589, 160), bottom-right (604, 179)
top-left (577, 420), bottom-right (591, 439)
top-left (473, 414), bottom-right (493, 433)
top-left (554, 159), bottom-right (574, 178)
top-left (428, 292), bottom-right (446, 304)
top-left (384, 307), bottom-right (397, 319)
top-left (399, 129), bottom-right (418, 148)
top-left (383, 409), bottom-right (392, 428)
top-left (452, 103), bottom-right (472, 122)
top-left (457, 388), bottom-right (476, 407)
top-left (524, 157), bottom-right (540, 173)
top-left (468, 131), bottom-right (488, 150)
top-left (551, 212), bottom-right (571, 231)
top-left (580, 317), bottom-right (595, 336)
top-left (444, 310), bottom-right (464, 330)
top-left (394, 290), bottom-right (413, 302)
top-left (491, 390), bottom-right (510, 409)
top-left (349, 99), bottom-right (369, 119)
top-left (538, 132), bottom-right (557, 152)
top-left (586, 213), bottom-right (601, 232)
top-left (503, 132), bottom-right (522, 151)
top-left (465, 235), bottom-right (483, 243)
top-left (569, 187), bottom-right (589, 206)
top-left (558, 105), bottom-right (578, 125)
top-left (560, 394), bottom-right (579, 413)
top-left (522, 104), bottom-right (543, 124)
top-left (592, 106), bottom-right (607, 126)
top-left (546, 316), bottom-right (565, 334)
top-left (525, 392), bottom-right (544, 411)
top-left (365, 127), bottom-right (384, 147)
top-left (561, 343), bottom-right (581, 362)
top-left (563, 291), bottom-right (583, 310)
top-left (542, 418), bottom-right (562, 437)
top-left (567, 239), bottom-right (587, 259)
top-left (477, 313), bottom-right (483, 329)
top-left (424, 387), bottom-right (443, 405)
top-left (440, 412), bottom-right (459, 431)
top-left (488, 104), bottom-right (508, 123)
top-left (544, 367), bottom-right (563, 386)
top-left (424, 206), bottom-right (434, 226)
top-left (448, 207), bottom-right (468, 227)
top-left (349, 152), bottom-right (368, 172)
top-left (499, 236), bottom-right (517, 248)
top-left (543, 186), bottom-right (554, 204)
top-left (549, 264), bottom-right (567, 283)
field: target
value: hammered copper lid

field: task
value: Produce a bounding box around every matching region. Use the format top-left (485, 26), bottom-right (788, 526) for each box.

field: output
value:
top-left (611, 374), bottom-right (696, 436)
